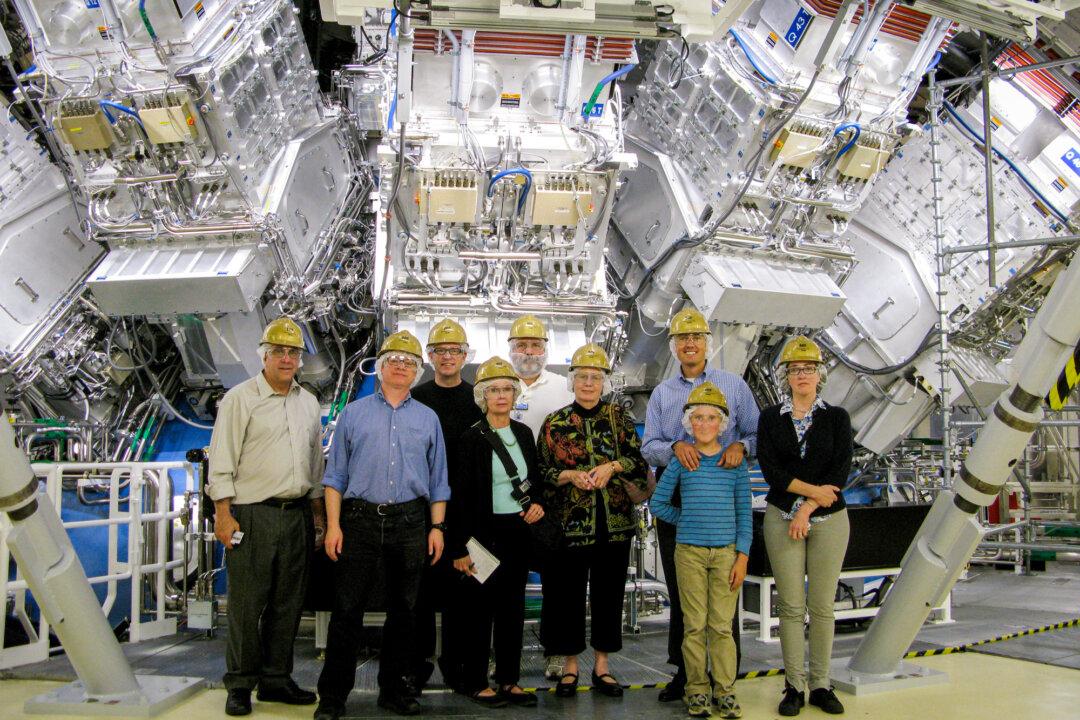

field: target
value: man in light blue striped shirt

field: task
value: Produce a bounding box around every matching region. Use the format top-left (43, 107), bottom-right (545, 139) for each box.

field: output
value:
top-left (642, 307), bottom-right (759, 703)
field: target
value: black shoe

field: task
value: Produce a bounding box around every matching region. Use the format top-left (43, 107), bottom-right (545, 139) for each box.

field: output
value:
top-left (469, 690), bottom-right (509, 708)
top-left (658, 669), bottom-right (686, 702)
top-left (554, 672), bottom-right (579, 698)
top-left (809, 687), bottom-right (845, 714)
top-left (257, 679), bottom-right (317, 705)
top-left (779, 683), bottom-right (805, 717)
top-left (399, 675), bottom-right (421, 699)
top-left (378, 691), bottom-right (422, 716)
top-left (499, 685), bottom-right (538, 707)
top-left (591, 671), bottom-right (623, 698)
top-left (313, 702), bottom-right (343, 720)
top-left (225, 689), bottom-right (252, 716)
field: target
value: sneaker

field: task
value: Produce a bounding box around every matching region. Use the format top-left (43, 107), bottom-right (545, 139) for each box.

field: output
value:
top-left (809, 687), bottom-right (845, 714)
top-left (686, 693), bottom-right (712, 718)
top-left (716, 694), bottom-right (742, 719)
top-left (545, 655), bottom-right (565, 681)
top-left (778, 682), bottom-right (805, 716)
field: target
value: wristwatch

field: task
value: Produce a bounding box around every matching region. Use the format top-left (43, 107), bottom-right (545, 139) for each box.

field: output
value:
top-left (431, 522), bottom-right (447, 532)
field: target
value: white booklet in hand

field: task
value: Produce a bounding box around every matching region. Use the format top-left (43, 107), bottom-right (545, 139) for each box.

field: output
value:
top-left (465, 537), bottom-right (500, 584)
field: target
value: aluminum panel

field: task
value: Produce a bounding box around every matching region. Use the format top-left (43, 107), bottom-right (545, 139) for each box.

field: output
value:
top-left (681, 253), bottom-right (846, 329)
top-left (87, 245), bottom-right (272, 315)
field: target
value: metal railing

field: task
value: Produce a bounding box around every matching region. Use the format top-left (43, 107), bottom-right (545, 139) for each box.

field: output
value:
top-left (0, 461), bottom-right (195, 669)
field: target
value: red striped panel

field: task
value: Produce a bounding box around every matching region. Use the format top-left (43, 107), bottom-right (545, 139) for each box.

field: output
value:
top-left (413, 29), bottom-right (634, 61)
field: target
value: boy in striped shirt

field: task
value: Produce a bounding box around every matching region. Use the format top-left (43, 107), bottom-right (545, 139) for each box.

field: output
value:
top-left (651, 382), bottom-right (752, 718)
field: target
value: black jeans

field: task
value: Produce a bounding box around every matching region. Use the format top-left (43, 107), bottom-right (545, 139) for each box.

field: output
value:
top-left (657, 518), bottom-right (742, 674)
top-left (457, 514), bottom-right (532, 692)
top-left (317, 499), bottom-right (427, 706)
top-left (543, 537), bottom-right (631, 656)
top-left (223, 503), bottom-right (312, 691)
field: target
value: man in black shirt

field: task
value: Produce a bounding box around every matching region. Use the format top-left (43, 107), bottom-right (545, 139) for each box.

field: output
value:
top-left (409, 319), bottom-right (483, 693)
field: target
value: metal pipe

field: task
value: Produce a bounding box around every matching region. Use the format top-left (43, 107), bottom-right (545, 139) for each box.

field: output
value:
top-left (940, 234), bottom-right (1080, 255)
top-left (458, 250), bottom-right (542, 261)
top-left (113, 170), bottom-right (187, 185)
top-left (980, 33), bottom-right (997, 289)
top-left (952, 419), bottom-right (1080, 428)
top-left (979, 541), bottom-right (1080, 553)
top-left (938, 53), bottom-right (1080, 88)
top-left (928, 69), bottom-right (953, 487)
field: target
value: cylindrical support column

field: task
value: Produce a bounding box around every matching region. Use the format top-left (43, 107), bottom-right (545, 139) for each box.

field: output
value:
top-left (849, 251), bottom-right (1080, 676)
top-left (0, 423), bottom-right (141, 700)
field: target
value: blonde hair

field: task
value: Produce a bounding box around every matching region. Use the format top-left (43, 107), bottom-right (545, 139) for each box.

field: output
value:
top-left (681, 405), bottom-right (730, 436)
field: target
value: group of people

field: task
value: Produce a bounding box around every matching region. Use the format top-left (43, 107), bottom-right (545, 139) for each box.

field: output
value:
top-left (205, 306), bottom-right (853, 720)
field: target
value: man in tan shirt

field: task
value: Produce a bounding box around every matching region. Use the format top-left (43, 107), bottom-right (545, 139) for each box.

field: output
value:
top-left (207, 317), bottom-right (327, 716)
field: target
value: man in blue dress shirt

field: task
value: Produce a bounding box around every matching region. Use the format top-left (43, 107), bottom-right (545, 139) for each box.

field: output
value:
top-left (314, 331), bottom-right (450, 720)
top-left (642, 307), bottom-right (760, 703)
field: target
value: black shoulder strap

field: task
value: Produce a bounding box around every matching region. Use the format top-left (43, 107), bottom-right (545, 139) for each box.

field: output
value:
top-left (478, 423), bottom-right (533, 508)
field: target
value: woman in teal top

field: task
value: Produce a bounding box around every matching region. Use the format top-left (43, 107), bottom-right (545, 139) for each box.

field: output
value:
top-left (446, 357), bottom-right (546, 708)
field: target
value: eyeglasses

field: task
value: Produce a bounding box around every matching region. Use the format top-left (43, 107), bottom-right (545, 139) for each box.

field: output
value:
top-left (384, 354), bottom-right (418, 369)
top-left (676, 333), bottom-right (708, 344)
top-left (485, 385), bottom-right (516, 396)
top-left (575, 372), bottom-right (605, 384)
top-left (788, 365), bottom-right (819, 376)
top-left (430, 347), bottom-right (465, 357)
top-left (268, 346), bottom-right (303, 359)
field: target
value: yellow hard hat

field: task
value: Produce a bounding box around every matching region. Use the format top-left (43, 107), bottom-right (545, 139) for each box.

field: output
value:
top-left (684, 381), bottom-right (728, 413)
top-left (378, 330), bottom-right (423, 358)
top-left (427, 318), bottom-right (467, 346)
top-left (570, 343), bottom-right (611, 372)
top-left (669, 307), bottom-right (710, 336)
top-left (508, 315), bottom-right (548, 341)
top-left (779, 335), bottom-right (823, 365)
top-left (475, 356), bottom-right (519, 383)
top-left (261, 317), bottom-right (305, 349)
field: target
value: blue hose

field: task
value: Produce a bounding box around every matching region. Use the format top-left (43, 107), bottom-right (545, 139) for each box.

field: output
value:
top-left (99, 100), bottom-right (144, 126)
top-left (834, 122), bottom-right (861, 159)
top-left (728, 29), bottom-right (778, 86)
top-left (581, 63), bottom-right (637, 119)
top-left (389, 8), bottom-right (398, 38)
top-left (487, 168), bottom-right (533, 213)
top-left (927, 51), bottom-right (942, 72)
top-left (943, 102), bottom-right (1070, 225)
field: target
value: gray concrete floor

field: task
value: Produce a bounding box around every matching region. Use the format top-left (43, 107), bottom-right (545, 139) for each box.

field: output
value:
top-left (4, 561), bottom-right (1079, 717)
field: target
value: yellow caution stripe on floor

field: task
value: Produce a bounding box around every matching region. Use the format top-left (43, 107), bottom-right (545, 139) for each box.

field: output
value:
top-left (522, 618), bottom-right (1080, 692)
top-left (1046, 341), bottom-right (1080, 410)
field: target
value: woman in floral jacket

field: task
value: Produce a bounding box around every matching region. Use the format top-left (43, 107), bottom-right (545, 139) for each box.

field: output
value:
top-left (537, 344), bottom-right (648, 699)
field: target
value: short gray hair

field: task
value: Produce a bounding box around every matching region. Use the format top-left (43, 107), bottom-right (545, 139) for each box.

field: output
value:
top-left (681, 405), bottom-right (730, 436)
top-left (567, 368), bottom-right (613, 396)
top-left (473, 377), bottom-right (522, 414)
top-left (776, 362), bottom-right (827, 395)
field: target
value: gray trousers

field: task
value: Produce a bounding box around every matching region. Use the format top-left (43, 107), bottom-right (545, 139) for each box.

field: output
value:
top-left (224, 502), bottom-right (312, 691)
top-left (762, 504), bottom-right (849, 692)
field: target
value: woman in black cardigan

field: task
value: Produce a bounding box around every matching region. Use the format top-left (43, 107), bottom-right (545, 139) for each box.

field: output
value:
top-left (758, 336), bottom-right (852, 717)
top-left (445, 357), bottom-right (545, 708)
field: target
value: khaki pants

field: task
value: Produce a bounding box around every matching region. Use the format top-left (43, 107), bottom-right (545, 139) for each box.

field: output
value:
top-left (763, 504), bottom-right (850, 692)
top-left (675, 544), bottom-right (740, 698)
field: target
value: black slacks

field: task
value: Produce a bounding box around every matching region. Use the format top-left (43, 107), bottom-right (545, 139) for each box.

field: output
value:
top-left (457, 514), bottom-right (532, 692)
top-left (657, 518), bottom-right (742, 672)
top-left (543, 537), bottom-right (631, 656)
top-left (223, 502), bottom-right (312, 691)
top-left (316, 500), bottom-right (427, 706)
